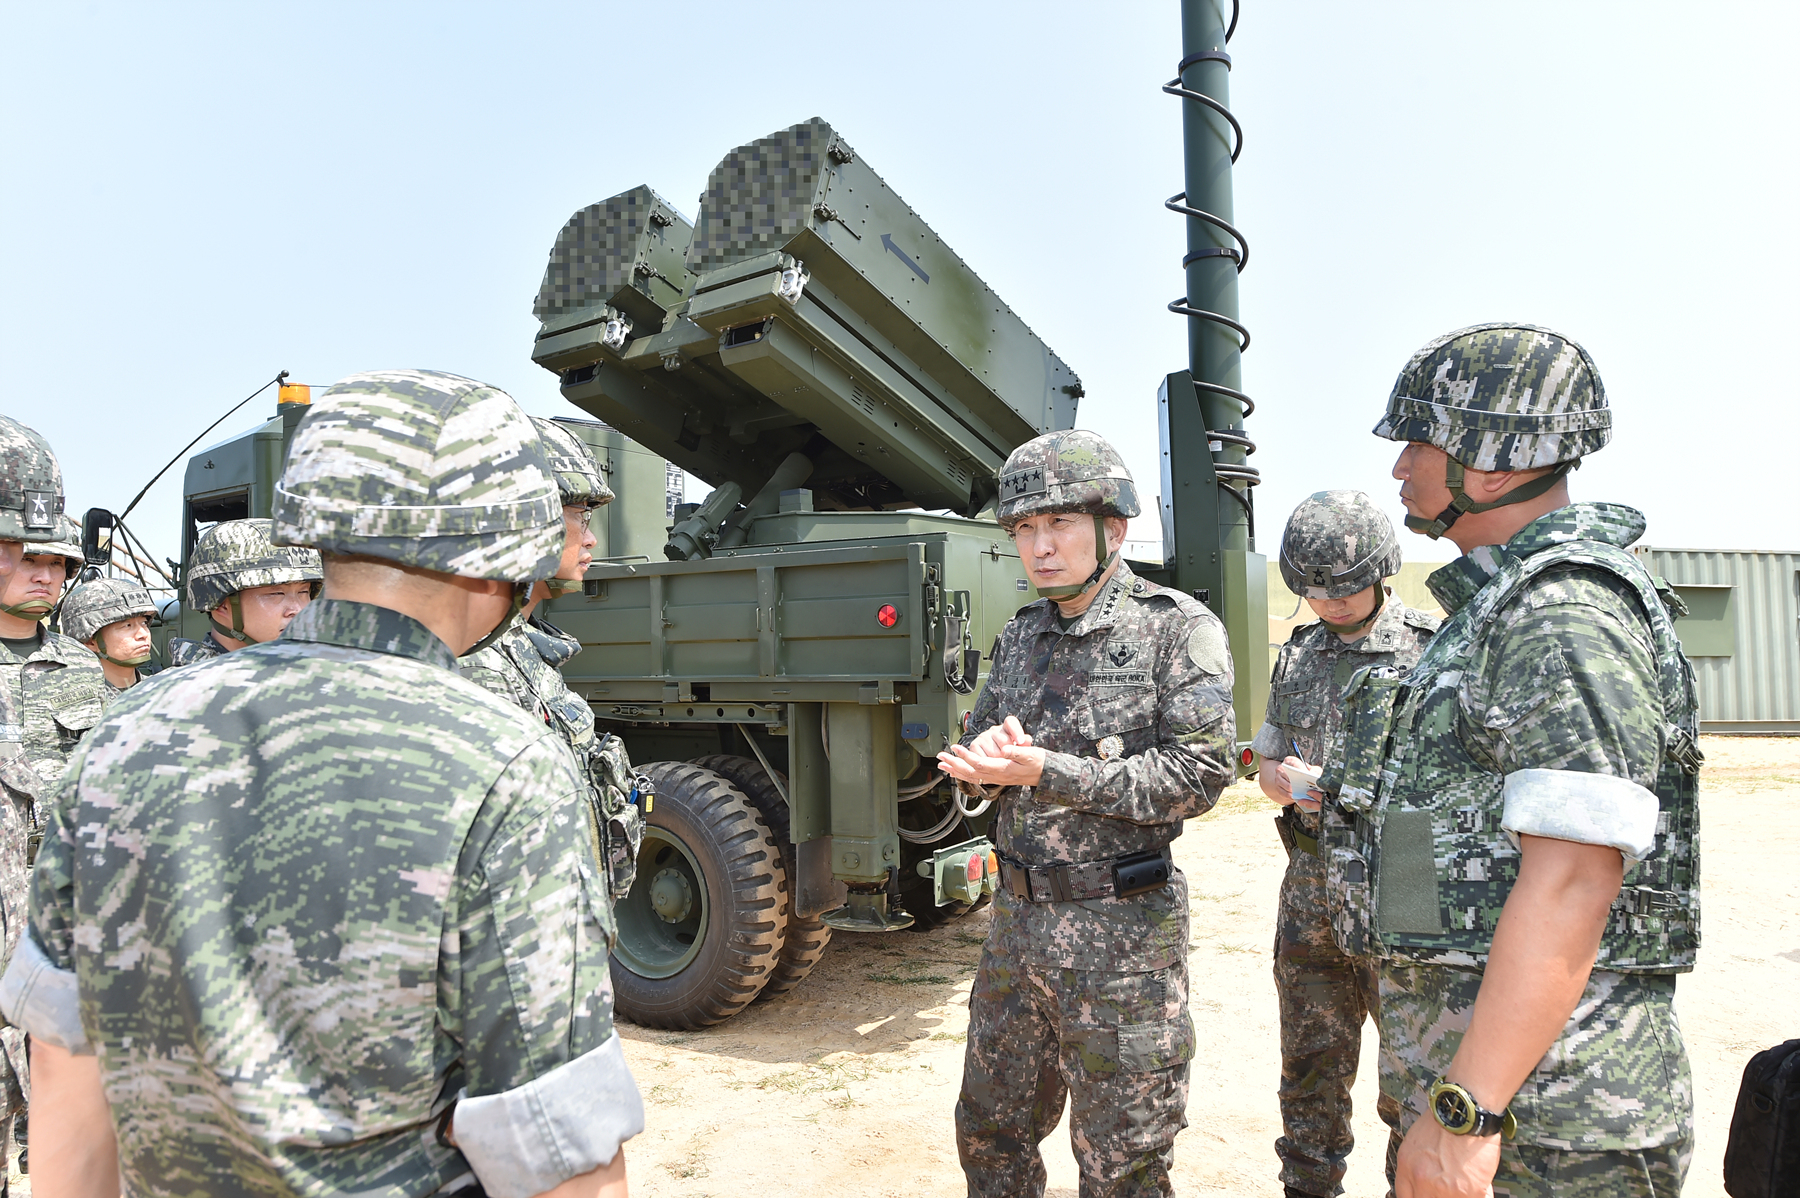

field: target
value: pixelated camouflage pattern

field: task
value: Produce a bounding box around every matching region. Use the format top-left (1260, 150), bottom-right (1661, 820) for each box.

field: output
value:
top-left (461, 614), bottom-right (641, 900)
top-left (185, 518), bottom-right (322, 611)
top-left (0, 634), bottom-right (38, 1121)
top-left (272, 370), bottom-right (564, 582)
top-left (0, 627), bottom-right (105, 821)
top-left (965, 562), bottom-right (1235, 971)
top-left (58, 576), bottom-right (156, 645)
top-left (28, 515), bottom-right (84, 576)
top-left (532, 417), bottom-right (613, 508)
top-left (165, 630), bottom-right (228, 667)
top-left (29, 598), bottom-right (618, 1195)
top-left (1248, 593), bottom-right (1434, 1195)
top-left (1341, 504), bottom-right (1699, 973)
top-left (534, 185), bottom-right (688, 322)
top-left (0, 414), bottom-right (64, 543)
top-left (1377, 963), bottom-right (1693, 1156)
top-left (687, 119), bottom-right (840, 272)
top-left (1277, 490), bottom-right (1405, 600)
top-left (1373, 323), bottom-right (1610, 471)
top-left (957, 940), bottom-right (1192, 1197)
top-left (1251, 593), bottom-right (1437, 773)
top-left (995, 430), bottom-right (1142, 529)
top-left (1274, 848), bottom-right (1379, 1197)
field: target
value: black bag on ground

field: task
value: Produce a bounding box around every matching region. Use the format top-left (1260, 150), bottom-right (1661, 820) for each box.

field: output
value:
top-left (1724, 1037), bottom-right (1800, 1198)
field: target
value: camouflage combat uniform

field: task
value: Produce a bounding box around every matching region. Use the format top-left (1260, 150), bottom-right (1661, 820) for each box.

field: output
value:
top-left (59, 575), bottom-right (160, 702)
top-left (1334, 325), bottom-right (1701, 1197)
top-left (461, 614), bottom-right (640, 899)
top-left (0, 414), bottom-right (68, 1186)
top-left (955, 556), bottom-right (1237, 1197)
top-left (166, 630), bottom-right (229, 666)
top-left (0, 370), bottom-right (644, 1196)
top-left (1250, 591), bottom-right (1434, 1197)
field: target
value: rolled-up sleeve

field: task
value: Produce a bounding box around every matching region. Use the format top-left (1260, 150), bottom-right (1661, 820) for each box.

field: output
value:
top-left (441, 738), bottom-right (643, 1195)
top-left (1471, 572), bottom-right (1667, 863)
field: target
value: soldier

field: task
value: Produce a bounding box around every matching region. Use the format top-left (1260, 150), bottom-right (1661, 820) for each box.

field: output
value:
top-left (938, 430), bottom-right (1237, 1198)
top-left (0, 517), bottom-right (105, 822)
top-left (1252, 491), bottom-right (1436, 1198)
top-left (166, 517), bottom-right (322, 665)
top-left (3, 369), bottom-right (641, 1197)
top-left (60, 577), bottom-right (159, 700)
top-left (0, 416), bottom-right (70, 1194)
top-left (1325, 325), bottom-right (1699, 1197)
top-left (460, 417), bottom-right (642, 902)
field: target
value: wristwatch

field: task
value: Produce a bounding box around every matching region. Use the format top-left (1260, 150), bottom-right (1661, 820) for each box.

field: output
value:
top-left (1428, 1077), bottom-right (1517, 1140)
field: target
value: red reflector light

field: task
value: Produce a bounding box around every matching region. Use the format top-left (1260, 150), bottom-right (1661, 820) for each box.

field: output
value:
top-left (1240, 747), bottom-right (1255, 766)
top-left (876, 604), bottom-right (899, 627)
top-left (966, 855), bottom-right (984, 882)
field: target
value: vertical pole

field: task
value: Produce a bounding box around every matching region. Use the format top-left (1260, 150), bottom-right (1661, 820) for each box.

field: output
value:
top-left (1179, 0), bottom-right (1250, 556)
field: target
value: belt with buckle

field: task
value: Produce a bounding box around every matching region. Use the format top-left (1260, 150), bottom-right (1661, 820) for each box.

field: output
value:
top-left (996, 848), bottom-right (1173, 903)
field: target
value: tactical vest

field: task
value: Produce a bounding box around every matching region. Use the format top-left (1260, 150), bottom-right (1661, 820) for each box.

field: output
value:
top-left (1323, 538), bottom-right (1701, 973)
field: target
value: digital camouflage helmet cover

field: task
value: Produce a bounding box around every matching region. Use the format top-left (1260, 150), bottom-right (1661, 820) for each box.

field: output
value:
top-left (186, 518), bottom-right (324, 644)
top-left (61, 576), bottom-right (158, 666)
top-left (0, 414), bottom-right (65, 544)
top-left (1278, 490), bottom-right (1402, 601)
top-left (1374, 323), bottom-right (1609, 538)
top-left (996, 430), bottom-right (1140, 599)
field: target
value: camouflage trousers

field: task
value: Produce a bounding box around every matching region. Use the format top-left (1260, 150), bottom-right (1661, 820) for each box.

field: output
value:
top-left (1376, 962), bottom-right (1693, 1197)
top-left (1272, 827), bottom-right (1379, 1197)
top-left (956, 935), bottom-right (1194, 1198)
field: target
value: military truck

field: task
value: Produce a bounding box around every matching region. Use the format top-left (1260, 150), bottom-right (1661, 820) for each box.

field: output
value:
top-left (97, 4), bottom-right (1267, 1028)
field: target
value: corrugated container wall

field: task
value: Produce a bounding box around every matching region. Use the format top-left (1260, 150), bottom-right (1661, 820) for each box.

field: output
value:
top-left (1636, 547), bottom-right (1800, 734)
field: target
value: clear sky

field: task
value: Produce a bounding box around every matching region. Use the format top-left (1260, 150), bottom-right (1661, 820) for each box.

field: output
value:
top-left (4, 1), bottom-right (1794, 570)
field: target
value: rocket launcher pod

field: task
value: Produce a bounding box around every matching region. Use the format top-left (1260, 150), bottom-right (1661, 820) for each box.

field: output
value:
top-left (531, 118), bottom-right (1082, 519)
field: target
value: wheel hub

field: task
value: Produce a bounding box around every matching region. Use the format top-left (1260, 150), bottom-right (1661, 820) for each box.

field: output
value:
top-left (650, 867), bottom-right (694, 924)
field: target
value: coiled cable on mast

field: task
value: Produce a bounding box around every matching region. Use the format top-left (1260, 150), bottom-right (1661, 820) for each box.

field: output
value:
top-left (1163, 0), bottom-right (1259, 501)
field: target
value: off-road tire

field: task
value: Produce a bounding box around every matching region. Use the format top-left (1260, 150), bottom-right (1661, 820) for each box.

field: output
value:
top-left (690, 754), bottom-right (831, 1000)
top-left (611, 762), bottom-right (787, 1029)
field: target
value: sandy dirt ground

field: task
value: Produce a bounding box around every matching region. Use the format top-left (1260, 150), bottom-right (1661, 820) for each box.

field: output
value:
top-left (616, 736), bottom-right (1800, 1197)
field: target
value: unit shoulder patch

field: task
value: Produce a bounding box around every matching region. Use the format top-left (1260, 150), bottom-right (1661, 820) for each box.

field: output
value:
top-left (1186, 620), bottom-right (1229, 675)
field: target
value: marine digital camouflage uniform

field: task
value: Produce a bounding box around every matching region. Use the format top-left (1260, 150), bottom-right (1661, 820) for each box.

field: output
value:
top-left (1249, 592), bottom-right (1435, 1197)
top-left (955, 561), bottom-right (1237, 1198)
top-left (461, 614), bottom-right (641, 898)
top-left (166, 630), bottom-right (229, 666)
top-left (0, 370), bottom-right (644, 1196)
top-left (1331, 505), bottom-right (1700, 1195)
top-left (0, 627), bottom-right (106, 827)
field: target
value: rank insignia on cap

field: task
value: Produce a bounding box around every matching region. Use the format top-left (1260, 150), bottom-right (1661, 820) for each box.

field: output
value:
top-left (25, 491), bottom-right (53, 529)
top-left (1307, 564), bottom-right (1332, 589)
top-left (999, 467), bottom-right (1047, 499)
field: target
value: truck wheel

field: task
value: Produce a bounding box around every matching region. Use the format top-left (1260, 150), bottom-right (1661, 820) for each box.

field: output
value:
top-left (611, 762), bottom-right (787, 1029)
top-left (690, 754), bottom-right (831, 1000)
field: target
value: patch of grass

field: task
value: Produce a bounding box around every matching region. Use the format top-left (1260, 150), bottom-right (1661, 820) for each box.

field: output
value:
top-left (1192, 889), bottom-right (1245, 902)
top-left (928, 1030), bottom-right (967, 1042)
top-left (952, 931), bottom-right (987, 948)
top-left (645, 1083), bottom-right (685, 1106)
top-left (869, 972), bottom-right (954, 985)
top-left (1212, 942), bottom-right (1257, 955)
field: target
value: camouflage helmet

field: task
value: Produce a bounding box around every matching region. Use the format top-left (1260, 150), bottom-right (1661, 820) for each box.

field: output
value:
top-left (1373, 323), bottom-right (1607, 538)
top-left (1278, 490), bottom-right (1402, 600)
top-left (271, 370), bottom-right (563, 583)
top-left (995, 430), bottom-right (1141, 528)
top-left (0, 414), bottom-right (65, 543)
top-left (29, 515), bottom-right (85, 578)
top-left (187, 518), bottom-right (324, 612)
top-left (61, 576), bottom-right (157, 645)
top-left (532, 417), bottom-right (613, 507)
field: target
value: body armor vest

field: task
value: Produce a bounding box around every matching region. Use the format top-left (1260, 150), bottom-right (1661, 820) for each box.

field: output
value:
top-left (1325, 534), bottom-right (1701, 973)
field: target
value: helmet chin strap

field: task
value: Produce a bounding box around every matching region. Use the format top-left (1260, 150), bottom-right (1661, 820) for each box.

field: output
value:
top-left (0, 599), bottom-right (53, 621)
top-left (1033, 515), bottom-right (1116, 601)
top-left (465, 580), bottom-right (534, 657)
top-left (1406, 456), bottom-right (1578, 540)
top-left (210, 593), bottom-right (257, 645)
